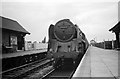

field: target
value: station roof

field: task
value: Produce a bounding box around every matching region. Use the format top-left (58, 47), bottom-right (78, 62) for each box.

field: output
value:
top-left (1, 16), bottom-right (30, 34)
top-left (109, 21), bottom-right (120, 33)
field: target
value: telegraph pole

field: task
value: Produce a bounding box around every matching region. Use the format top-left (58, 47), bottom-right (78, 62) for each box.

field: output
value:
top-left (103, 39), bottom-right (105, 49)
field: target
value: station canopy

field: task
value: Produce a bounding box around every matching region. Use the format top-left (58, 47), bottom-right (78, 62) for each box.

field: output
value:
top-left (109, 21), bottom-right (120, 33)
top-left (1, 16), bottom-right (30, 34)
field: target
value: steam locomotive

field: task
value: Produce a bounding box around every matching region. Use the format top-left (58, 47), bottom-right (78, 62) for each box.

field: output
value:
top-left (47, 19), bottom-right (89, 67)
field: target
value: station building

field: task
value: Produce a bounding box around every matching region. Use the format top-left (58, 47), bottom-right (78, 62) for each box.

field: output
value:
top-left (1, 16), bottom-right (30, 53)
top-left (109, 2), bottom-right (120, 50)
top-left (109, 22), bottom-right (120, 49)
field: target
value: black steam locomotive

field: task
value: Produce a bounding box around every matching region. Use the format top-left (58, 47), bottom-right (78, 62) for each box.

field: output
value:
top-left (47, 19), bottom-right (89, 67)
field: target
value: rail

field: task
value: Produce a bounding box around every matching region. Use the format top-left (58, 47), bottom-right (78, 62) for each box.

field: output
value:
top-left (42, 65), bottom-right (76, 79)
top-left (2, 58), bottom-right (54, 79)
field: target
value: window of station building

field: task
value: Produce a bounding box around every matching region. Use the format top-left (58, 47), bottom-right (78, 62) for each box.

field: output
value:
top-left (10, 36), bottom-right (17, 45)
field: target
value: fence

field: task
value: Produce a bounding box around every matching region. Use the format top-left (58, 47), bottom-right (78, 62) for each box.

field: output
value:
top-left (25, 41), bottom-right (48, 51)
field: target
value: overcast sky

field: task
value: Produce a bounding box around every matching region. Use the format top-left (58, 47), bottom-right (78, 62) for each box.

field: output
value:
top-left (1, 0), bottom-right (120, 42)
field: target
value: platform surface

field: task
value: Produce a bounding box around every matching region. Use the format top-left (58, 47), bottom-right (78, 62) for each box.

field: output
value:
top-left (1, 49), bottom-right (47, 59)
top-left (72, 46), bottom-right (119, 79)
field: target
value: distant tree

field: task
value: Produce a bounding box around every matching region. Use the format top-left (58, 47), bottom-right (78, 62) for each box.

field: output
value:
top-left (42, 37), bottom-right (46, 43)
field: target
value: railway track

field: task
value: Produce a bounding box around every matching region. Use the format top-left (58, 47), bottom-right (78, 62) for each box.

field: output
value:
top-left (2, 58), bottom-right (54, 79)
top-left (43, 64), bottom-right (75, 79)
top-left (42, 55), bottom-right (84, 79)
top-left (2, 56), bottom-right (82, 79)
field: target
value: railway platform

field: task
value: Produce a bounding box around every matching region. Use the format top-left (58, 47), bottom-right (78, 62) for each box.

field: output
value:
top-left (72, 46), bottom-right (119, 79)
top-left (1, 49), bottom-right (47, 59)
